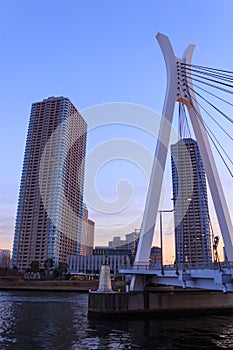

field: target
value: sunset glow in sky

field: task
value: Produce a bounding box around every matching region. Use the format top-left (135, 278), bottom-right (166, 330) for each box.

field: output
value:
top-left (0, 1), bottom-right (233, 262)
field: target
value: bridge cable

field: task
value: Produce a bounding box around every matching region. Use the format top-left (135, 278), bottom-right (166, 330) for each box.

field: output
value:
top-left (187, 93), bottom-right (233, 176)
top-left (181, 62), bottom-right (233, 76)
top-left (179, 64), bottom-right (233, 255)
top-left (187, 85), bottom-right (233, 141)
top-left (185, 76), bottom-right (233, 124)
top-left (178, 101), bottom-right (192, 139)
top-left (185, 75), bottom-right (233, 98)
top-left (184, 71), bottom-right (233, 91)
top-left (190, 82), bottom-right (233, 109)
top-left (188, 101), bottom-right (233, 177)
top-left (177, 92), bottom-right (215, 261)
top-left (182, 65), bottom-right (233, 83)
top-left (178, 83), bottom-right (233, 177)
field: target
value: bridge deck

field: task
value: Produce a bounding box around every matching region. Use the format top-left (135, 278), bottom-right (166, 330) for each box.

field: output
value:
top-left (120, 262), bottom-right (233, 292)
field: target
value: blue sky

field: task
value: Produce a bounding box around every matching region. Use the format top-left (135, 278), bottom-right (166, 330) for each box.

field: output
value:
top-left (0, 1), bottom-right (233, 259)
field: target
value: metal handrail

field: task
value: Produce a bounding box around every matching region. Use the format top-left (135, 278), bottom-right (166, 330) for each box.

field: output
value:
top-left (120, 261), bottom-right (233, 271)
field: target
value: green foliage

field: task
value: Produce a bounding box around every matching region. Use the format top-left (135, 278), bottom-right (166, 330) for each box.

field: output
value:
top-left (53, 262), bottom-right (69, 280)
top-left (44, 258), bottom-right (54, 278)
top-left (57, 262), bottom-right (68, 274)
top-left (0, 266), bottom-right (22, 277)
top-left (29, 260), bottom-right (40, 273)
top-left (44, 258), bottom-right (54, 270)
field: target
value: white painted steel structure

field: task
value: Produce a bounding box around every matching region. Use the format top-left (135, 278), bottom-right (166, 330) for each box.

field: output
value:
top-left (129, 33), bottom-right (233, 291)
top-left (122, 262), bottom-right (233, 293)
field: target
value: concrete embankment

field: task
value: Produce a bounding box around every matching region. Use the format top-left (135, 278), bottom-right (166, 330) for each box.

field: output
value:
top-left (0, 279), bottom-right (98, 292)
top-left (88, 289), bottom-right (233, 318)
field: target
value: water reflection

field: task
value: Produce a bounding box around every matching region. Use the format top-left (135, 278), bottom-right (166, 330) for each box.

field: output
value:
top-left (0, 291), bottom-right (89, 350)
top-left (0, 291), bottom-right (233, 349)
top-left (0, 295), bottom-right (16, 347)
top-left (88, 314), bottom-right (233, 349)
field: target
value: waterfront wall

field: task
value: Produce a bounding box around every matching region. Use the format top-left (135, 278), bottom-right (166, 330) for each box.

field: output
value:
top-left (88, 290), bottom-right (233, 317)
top-left (0, 279), bottom-right (98, 292)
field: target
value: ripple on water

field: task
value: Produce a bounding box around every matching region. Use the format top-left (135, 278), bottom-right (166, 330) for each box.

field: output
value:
top-left (0, 292), bottom-right (233, 349)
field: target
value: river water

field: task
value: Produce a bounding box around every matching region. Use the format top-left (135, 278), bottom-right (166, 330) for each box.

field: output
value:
top-left (0, 291), bottom-right (233, 349)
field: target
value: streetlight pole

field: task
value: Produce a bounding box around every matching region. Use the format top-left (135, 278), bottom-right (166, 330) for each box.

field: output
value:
top-left (159, 211), bottom-right (164, 274)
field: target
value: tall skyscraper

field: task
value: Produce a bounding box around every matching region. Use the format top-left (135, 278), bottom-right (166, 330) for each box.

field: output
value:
top-left (12, 96), bottom-right (87, 270)
top-left (171, 138), bottom-right (212, 264)
top-left (80, 204), bottom-right (95, 256)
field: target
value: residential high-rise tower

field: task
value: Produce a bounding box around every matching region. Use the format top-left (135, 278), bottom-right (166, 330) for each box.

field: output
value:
top-left (171, 138), bottom-right (212, 264)
top-left (12, 96), bottom-right (87, 270)
top-left (80, 204), bottom-right (95, 256)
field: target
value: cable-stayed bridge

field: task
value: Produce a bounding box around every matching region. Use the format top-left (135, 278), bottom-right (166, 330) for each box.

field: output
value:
top-left (120, 33), bottom-right (233, 293)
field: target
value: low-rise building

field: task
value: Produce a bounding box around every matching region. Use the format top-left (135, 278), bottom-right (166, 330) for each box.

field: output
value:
top-left (150, 246), bottom-right (162, 266)
top-left (68, 253), bottom-right (130, 276)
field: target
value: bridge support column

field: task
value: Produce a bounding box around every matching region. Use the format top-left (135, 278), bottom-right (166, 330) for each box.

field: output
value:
top-left (130, 33), bottom-right (178, 291)
top-left (130, 275), bottom-right (146, 292)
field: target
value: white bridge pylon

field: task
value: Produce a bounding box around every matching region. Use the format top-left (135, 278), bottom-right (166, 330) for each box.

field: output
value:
top-left (129, 32), bottom-right (233, 292)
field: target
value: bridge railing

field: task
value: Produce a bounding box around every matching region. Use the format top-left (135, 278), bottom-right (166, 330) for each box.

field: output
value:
top-left (120, 261), bottom-right (233, 271)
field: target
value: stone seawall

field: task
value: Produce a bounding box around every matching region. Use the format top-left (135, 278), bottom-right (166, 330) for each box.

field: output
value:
top-left (88, 290), bottom-right (233, 318)
top-left (0, 279), bottom-right (98, 292)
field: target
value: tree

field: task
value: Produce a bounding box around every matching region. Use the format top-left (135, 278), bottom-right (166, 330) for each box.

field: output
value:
top-left (53, 262), bottom-right (69, 280)
top-left (12, 265), bottom-right (20, 276)
top-left (29, 260), bottom-right (40, 273)
top-left (44, 258), bottom-right (54, 278)
top-left (58, 262), bottom-right (68, 274)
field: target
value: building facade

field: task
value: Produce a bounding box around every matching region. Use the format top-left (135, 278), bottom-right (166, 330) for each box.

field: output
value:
top-left (171, 138), bottom-right (212, 264)
top-left (125, 229), bottom-right (140, 260)
top-left (108, 236), bottom-right (126, 248)
top-left (12, 96), bottom-right (87, 270)
top-left (108, 230), bottom-right (140, 264)
top-left (0, 249), bottom-right (11, 268)
top-left (68, 245), bottom-right (160, 276)
top-left (87, 219), bottom-right (95, 255)
top-left (68, 253), bottom-right (131, 276)
top-left (150, 246), bottom-right (162, 266)
top-left (108, 229), bottom-right (139, 251)
top-left (80, 204), bottom-right (95, 256)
